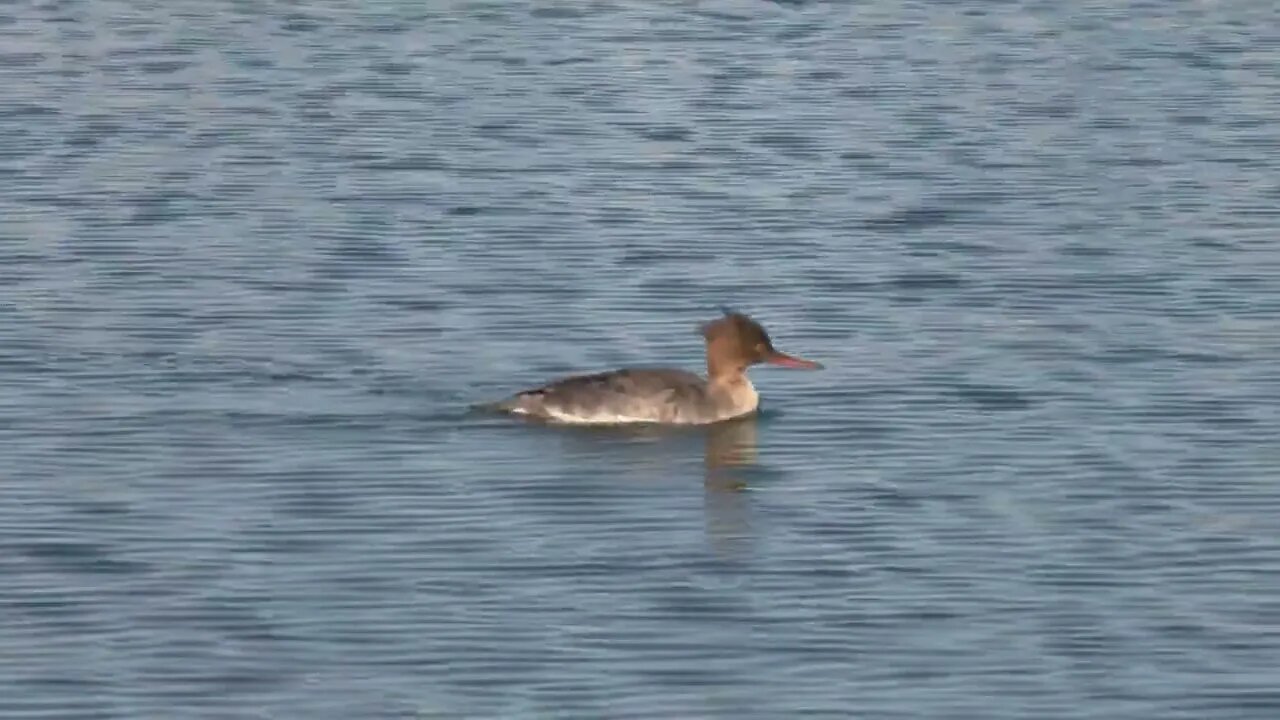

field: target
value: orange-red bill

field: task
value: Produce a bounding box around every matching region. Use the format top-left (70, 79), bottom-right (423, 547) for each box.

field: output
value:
top-left (766, 350), bottom-right (824, 370)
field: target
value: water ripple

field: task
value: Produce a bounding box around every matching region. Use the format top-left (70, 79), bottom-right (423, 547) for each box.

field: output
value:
top-left (1, 0), bottom-right (1278, 718)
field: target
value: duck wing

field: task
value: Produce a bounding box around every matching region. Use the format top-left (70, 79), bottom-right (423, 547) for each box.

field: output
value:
top-left (494, 368), bottom-right (710, 424)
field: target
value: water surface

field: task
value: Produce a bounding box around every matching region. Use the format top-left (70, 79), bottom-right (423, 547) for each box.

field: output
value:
top-left (2, 1), bottom-right (1279, 718)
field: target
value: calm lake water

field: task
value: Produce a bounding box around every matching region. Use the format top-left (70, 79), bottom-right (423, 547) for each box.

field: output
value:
top-left (2, 1), bottom-right (1279, 718)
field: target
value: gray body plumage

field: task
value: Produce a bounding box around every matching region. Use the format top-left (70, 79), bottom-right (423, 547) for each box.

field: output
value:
top-left (491, 368), bottom-right (757, 425)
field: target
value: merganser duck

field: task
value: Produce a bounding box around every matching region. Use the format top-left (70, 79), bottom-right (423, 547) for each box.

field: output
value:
top-left (484, 309), bottom-right (822, 425)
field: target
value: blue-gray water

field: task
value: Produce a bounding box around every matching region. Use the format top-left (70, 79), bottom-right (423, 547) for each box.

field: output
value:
top-left (2, 1), bottom-right (1279, 718)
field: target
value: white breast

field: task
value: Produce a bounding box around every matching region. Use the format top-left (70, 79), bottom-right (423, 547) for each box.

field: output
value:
top-left (713, 377), bottom-right (759, 421)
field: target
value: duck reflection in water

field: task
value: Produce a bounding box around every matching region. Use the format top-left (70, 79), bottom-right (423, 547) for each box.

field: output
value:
top-left (701, 416), bottom-right (759, 559)
top-left (514, 415), bottom-right (763, 557)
